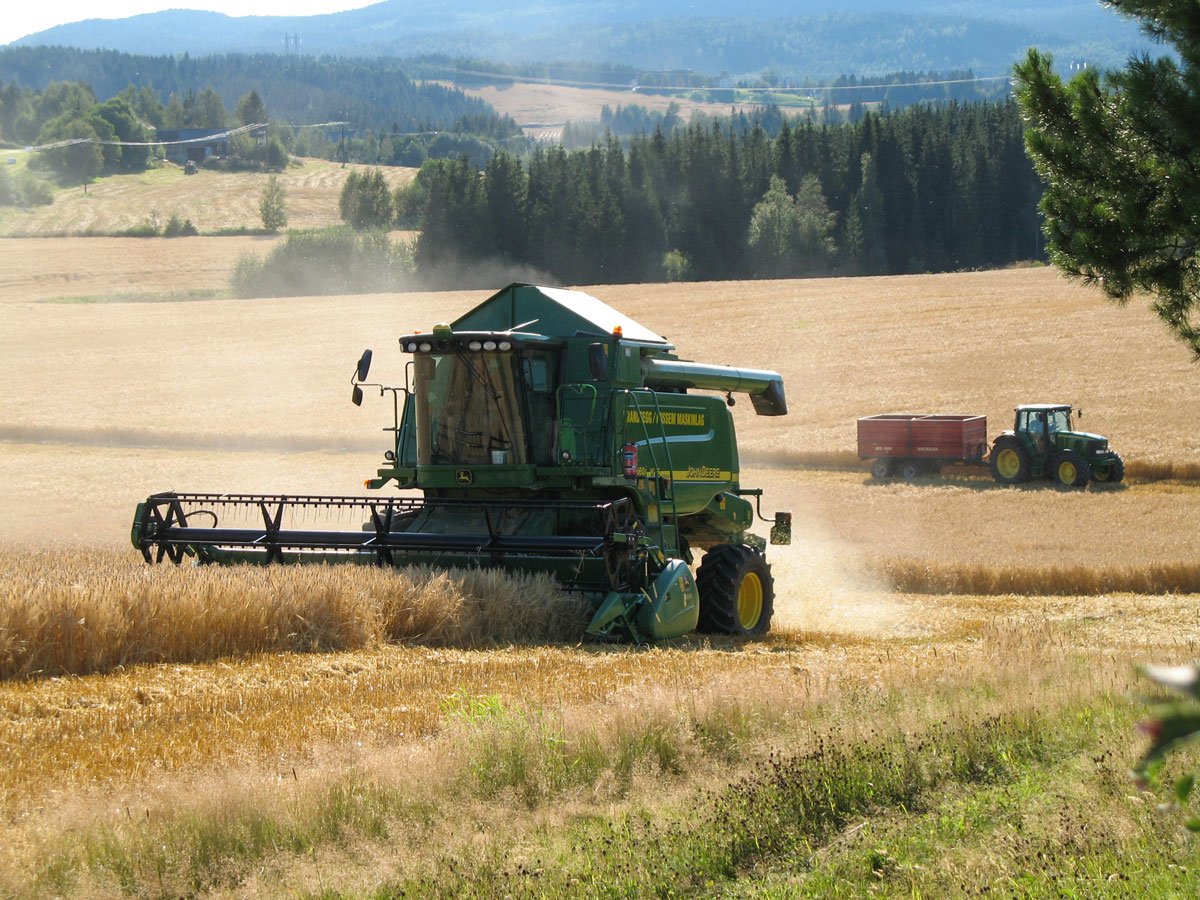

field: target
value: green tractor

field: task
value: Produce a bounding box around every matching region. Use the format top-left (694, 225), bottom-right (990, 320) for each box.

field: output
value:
top-left (989, 403), bottom-right (1124, 487)
top-left (132, 284), bottom-right (792, 643)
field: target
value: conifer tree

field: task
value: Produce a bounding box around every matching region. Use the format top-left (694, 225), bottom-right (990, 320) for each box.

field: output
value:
top-left (1015, 1), bottom-right (1200, 356)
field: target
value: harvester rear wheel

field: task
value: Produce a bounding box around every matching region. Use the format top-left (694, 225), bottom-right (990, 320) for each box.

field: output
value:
top-left (990, 439), bottom-right (1030, 485)
top-left (696, 544), bottom-right (774, 637)
top-left (1052, 449), bottom-right (1091, 487)
top-left (1091, 453), bottom-right (1125, 484)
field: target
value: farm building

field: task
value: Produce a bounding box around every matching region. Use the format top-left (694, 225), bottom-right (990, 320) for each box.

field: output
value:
top-left (155, 125), bottom-right (267, 166)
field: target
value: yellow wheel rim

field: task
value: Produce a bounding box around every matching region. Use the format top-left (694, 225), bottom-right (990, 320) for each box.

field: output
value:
top-left (1058, 460), bottom-right (1077, 484)
top-left (995, 448), bottom-right (1020, 479)
top-left (737, 572), bottom-right (763, 630)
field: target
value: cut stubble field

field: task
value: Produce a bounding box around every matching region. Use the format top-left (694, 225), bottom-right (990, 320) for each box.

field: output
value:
top-left (0, 157), bottom-right (416, 237)
top-left (2, 248), bottom-right (1200, 895)
top-left (447, 80), bottom-right (769, 141)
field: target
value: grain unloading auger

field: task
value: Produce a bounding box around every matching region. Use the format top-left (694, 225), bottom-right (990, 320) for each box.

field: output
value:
top-left (133, 284), bottom-right (791, 642)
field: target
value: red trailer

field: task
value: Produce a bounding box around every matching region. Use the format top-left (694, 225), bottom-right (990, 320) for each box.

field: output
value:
top-left (857, 414), bottom-right (988, 479)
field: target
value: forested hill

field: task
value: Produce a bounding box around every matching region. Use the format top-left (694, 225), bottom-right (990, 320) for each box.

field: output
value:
top-left (412, 101), bottom-right (1041, 287)
top-left (0, 48), bottom-right (510, 136)
top-left (10, 0), bottom-right (1153, 77)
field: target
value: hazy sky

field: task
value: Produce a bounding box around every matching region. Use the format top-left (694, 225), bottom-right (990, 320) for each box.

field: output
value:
top-left (0, 1), bottom-right (378, 47)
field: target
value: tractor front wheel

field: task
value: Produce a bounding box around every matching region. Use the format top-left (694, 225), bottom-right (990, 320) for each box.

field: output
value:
top-left (696, 544), bottom-right (774, 637)
top-left (1053, 449), bottom-right (1091, 487)
top-left (1092, 453), bottom-right (1125, 484)
top-left (990, 439), bottom-right (1030, 484)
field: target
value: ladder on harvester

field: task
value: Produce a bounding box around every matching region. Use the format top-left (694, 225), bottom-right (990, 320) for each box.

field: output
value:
top-left (622, 389), bottom-right (680, 557)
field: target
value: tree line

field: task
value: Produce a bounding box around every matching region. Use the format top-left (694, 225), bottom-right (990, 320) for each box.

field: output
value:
top-left (0, 47), bottom-right (514, 143)
top-left (0, 79), bottom-right (291, 188)
top-left (398, 100), bottom-right (1041, 286)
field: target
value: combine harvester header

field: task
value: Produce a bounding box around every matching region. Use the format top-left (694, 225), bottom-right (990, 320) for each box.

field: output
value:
top-left (133, 284), bottom-right (791, 642)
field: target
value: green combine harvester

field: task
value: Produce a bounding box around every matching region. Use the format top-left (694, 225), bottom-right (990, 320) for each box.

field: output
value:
top-left (132, 284), bottom-right (792, 642)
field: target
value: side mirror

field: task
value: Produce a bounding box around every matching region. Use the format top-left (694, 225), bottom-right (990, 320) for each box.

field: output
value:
top-left (351, 385), bottom-right (364, 406)
top-left (770, 511), bottom-right (792, 546)
top-left (588, 343), bottom-right (608, 380)
top-left (356, 349), bottom-right (373, 382)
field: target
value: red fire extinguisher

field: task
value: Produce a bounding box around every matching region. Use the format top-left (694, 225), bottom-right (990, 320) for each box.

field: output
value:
top-left (621, 442), bottom-right (638, 479)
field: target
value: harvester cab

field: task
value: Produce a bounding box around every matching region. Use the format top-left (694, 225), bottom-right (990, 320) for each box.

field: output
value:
top-left (989, 403), bottom-right (1124, 487)
top-left (133, 284), bottom-right (792, 644)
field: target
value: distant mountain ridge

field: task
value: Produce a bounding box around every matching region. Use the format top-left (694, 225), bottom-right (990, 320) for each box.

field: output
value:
top-left (10, 0), bottom-right (1155, 77)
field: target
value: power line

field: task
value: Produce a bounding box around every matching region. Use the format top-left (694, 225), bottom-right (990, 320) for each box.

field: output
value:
top-left (428, 65), bottom-right (1011, 94)
top-left (15, 122), bottom-right (269, 153)
top-left (15, 121), bottom-right (359, 155)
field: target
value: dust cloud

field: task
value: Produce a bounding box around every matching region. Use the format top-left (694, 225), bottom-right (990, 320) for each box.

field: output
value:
top-left (414, 254), bottom-right (561, 294)
top-left (753, 475), bottom-right (925, 640)
top-left (0, 424), bottom-right (379, 454)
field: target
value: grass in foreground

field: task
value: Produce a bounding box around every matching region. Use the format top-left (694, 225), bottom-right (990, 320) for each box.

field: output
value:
top-left (6, 633), bottom-right (1194, 898)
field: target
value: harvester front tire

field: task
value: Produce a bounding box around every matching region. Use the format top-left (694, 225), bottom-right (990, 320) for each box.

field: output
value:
top-left (1092, 453), bottom-right (1125, 484)
top-left (1053, 449), bottom-right (1091, 487)
top-left (696, 544), bottom-right (774, 637)
top-left (990, 439), bottom-right (1030, 485)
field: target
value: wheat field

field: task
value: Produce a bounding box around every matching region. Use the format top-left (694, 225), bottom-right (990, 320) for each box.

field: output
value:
top-left (3, 239), bottom-right (1200, 893)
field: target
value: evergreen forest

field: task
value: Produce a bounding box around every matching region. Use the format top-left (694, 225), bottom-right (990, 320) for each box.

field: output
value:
top-left (411, 100), bottom-right (1041, 286)
top-left (0, 47), bottom-right (514, 140)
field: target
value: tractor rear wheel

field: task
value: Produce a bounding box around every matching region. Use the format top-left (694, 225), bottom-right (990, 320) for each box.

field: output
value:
top-left (1052, 449), bottom-right (1091, 487)
top-left (1092, 453), bottom-right (1125, 484)
top-left (990, 439), bottom-right (1030, 484)
top-left (696, 544), bottom-right (774, 637)
top-left (871, 458), bottom-right (893, 479)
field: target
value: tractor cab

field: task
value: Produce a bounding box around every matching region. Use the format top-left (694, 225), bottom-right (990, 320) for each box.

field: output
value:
top-left (1014, 404), bottom-right (1073, 455)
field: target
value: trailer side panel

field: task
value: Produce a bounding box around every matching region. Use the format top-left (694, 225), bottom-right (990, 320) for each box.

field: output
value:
top-left (858, 414), bottom-right (987, 463)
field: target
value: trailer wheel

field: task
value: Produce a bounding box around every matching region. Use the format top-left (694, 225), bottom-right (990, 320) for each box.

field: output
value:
top-left (871, 458), bottom-right (893, 479)
top-left (1092, 453), bottom-right (1125, 484)
top-left (696, 544), bottom-right (774, 637)
top-left (990, 439), bottom-right (1030, 484)
top-left (1052, 449), bottom-right (1091, 487)
top-left (899, 460), bottom-right (922, 480)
